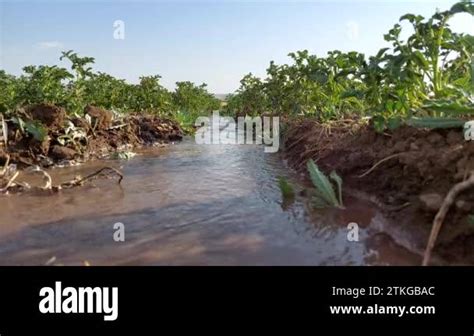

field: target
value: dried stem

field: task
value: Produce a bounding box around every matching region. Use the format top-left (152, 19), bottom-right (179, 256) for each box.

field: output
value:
top-left (422, 172), bottom-right (474, 266)
top-left (60, 166), bottom-right (123, 188)
top-left (357, 153), bottom-right (401, 178)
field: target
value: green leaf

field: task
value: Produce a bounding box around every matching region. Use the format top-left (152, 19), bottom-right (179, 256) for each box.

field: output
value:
top-left (423, 101), bottom-right (474, 115)
top-left (311, 195), bottom-right (331, 209)
top-left (471, 58), bottom-right (474, 88)
top-left (307, 159), bottom-right (341, 208)
top-left (412, 51), bottom-right (429, 68)
top-left (25, 121), bottom-right (47, 141)
top-left (341, 89), bottom-right (365, 100)
top-left (373, 116), bottom-right (386, 133)
top-left (387, 117), bottom-right (402, 130)
top-left (375, 48), bottom-right (389, 59)
top-left (400, 13), bottom-right (417, 22)
top-left (11, 116), bottom-right (25, 133)
top-left (407, 117), bottom-right (466, 129)
top-left (450, 1), bottom-right (474, 16)
top-left (329, 170), bottom-right (344, 207)
top-left (278, 176), bottom-right (295, 202)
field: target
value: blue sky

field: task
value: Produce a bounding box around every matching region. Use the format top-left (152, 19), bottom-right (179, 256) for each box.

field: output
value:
top-left (0, 0), bottom-right (473, 93)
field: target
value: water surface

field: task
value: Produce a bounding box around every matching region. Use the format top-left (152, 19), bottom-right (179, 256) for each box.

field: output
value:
top-left (0, 140), bottom-right (420, 265)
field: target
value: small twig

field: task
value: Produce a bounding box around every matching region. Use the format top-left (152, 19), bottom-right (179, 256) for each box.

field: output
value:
top-left (422, 172), bottom-right (474, 266)
top-left (385, 202), bottom-right (411, 212)
top-left (1, 165), bottom-right (123, 194)
top-left (61, 166), bottom-right (123, 188)
top-left (0, 113), bottom-right (7, 150)
top-left (0, 154), bottom-right (10, 177)
top-left (357, 153), bottom-right (401, 178)
top-left (108, 123), bottom-right (127, 130)
top-left (44, 256), bottom-right (57, 266)
top-left (0, 171), bottom-right (19, 193)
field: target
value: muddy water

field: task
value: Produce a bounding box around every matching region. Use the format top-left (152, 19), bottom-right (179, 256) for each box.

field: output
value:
top-left (0, 139), bottom-right (421, 265)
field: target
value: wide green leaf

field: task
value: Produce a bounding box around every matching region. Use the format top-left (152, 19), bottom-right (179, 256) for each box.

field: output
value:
top-left (407, 117), bottom-right (466, 129)
top-left (307, 159), bottom-right (341, 208)
top-left (423, 101), bottom-right (474, 115)
top-left (24, 121), bottom-right (48, 141)
top-left (450, 1), bottom-right (474, 16)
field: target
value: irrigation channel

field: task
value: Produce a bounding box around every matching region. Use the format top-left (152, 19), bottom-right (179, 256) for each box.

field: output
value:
top-left (0, 139), bottom-right (421, 265)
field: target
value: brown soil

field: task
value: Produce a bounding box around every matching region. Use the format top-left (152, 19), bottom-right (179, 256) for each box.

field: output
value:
top-left (84, 105), bottom-right (113, 130)
top-left (283, 118), bottom-right (474, 264)
top-left (0, 104), bottom-right (183, 168)
top-left (26, 103), bottom-right (65, 128)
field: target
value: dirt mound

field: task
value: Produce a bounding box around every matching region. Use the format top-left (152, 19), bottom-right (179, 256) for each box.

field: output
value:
top-left (130, 115), bottom-right (183, 142)
top-left (71, 116), bottom-right (91, 132)
top-left (50, 145), bottom-right (77, 160)
top-left (84, 105), bottom-right (113, 130)
top-left (26, 103), bottom-right (65, 129)
top-left (3, 104), bottom-right (183, 167)
top-left (284, 119), bottom-right (474, 264)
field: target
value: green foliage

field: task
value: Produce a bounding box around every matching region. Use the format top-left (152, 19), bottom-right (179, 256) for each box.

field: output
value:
top-left (278, 176), bottom-right (295, 201)
top-left (24, 120), bottom-right (48, 142)
top-left (0, 1), bottom-right (472, 135)
top-left (307, 159), bottom-right (344, 209)
top-left (10, 116), bottom-right (48, 142)
top-left (0, 51), bottom-right (220, 129)
top-left (59, 50), bottom-right (95, 114)
top-left (130, 75), bottom-right (172, 114)
top-left (173, 110), bottom-right (199, 134)
top-left (406, 117), bottom-right (466, 129)
top-left (224, 1), bottom-right (474, 131)
top-left (173, 81), bottom-right (220, 113)
top-left (224, 74), bottom-right (268, 116)
top-left (423, 100), bottom-right (474, 115)
top-left (18, 65), bottom-right (73, 107)
top-left (0, 71), bottom-right (22, 114)
top-left (225, 51), bottom-right (366, 120)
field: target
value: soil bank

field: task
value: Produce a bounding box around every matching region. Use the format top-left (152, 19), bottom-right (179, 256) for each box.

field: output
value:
top-left (283, 118), bottom-right (474, 264)
top-left (0, 103), bottom-right (183, 169)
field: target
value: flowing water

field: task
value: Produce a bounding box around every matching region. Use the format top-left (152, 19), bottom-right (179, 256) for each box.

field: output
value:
top-left (0, 139), bottom-right (421, 265)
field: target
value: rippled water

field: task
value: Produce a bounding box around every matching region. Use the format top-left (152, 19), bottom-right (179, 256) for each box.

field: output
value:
top-left (0, 139), bottom-right (420, 265)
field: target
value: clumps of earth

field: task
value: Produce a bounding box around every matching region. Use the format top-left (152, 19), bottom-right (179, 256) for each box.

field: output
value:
top-left (283, 118), bottom-right (474, 265)
top-left (0, 103), bottom-right (183, 168)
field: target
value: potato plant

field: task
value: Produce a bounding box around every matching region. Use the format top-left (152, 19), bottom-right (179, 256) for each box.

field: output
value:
top-left (225, 1), bottom-right (474, 131)
top-left (0, 51), bottom-right (220, 132)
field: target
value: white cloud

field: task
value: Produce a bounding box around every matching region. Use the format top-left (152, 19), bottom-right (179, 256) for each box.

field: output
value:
top-left (36, 41), bottom-right (63, 49)
top-left (346, 21), bottom-right (360, 41)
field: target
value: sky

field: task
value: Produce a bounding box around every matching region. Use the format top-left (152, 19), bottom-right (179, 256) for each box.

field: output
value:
top-left (0, 0), bottom-right (473, 94)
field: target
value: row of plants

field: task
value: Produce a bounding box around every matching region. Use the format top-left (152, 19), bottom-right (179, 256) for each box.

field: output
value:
top-left (0, 50), bottom-right (221, 131)
top-left (225, 1), bottom-right (474, 131)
